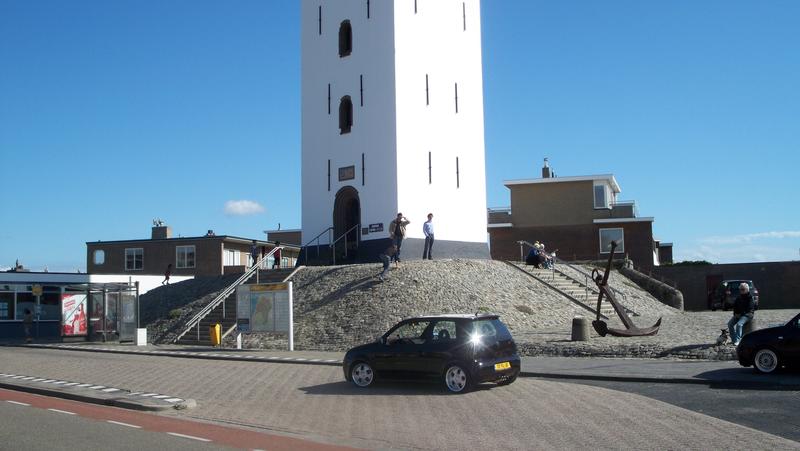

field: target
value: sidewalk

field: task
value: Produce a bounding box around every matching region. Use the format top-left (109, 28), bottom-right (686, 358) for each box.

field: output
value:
top-left (14, 341), bottom-right (800, 388)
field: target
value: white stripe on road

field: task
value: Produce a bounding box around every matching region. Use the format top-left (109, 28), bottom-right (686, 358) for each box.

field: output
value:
top-left (6, 400), bottom-right (30, 406)
top-left (107, 420), bottom-right (142, 429)
top-left (167, 432), bottom-right (212, 442)
top-left (101, 388), bottom-right (120, 393)
top-left (164, 398), bottom-right (184, 403)
top-left (47, 408), bottom-right (76, 415)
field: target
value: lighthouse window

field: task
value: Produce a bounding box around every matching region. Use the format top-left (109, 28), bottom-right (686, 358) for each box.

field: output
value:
top-left (454, 83), bottom-right (459, 113)
top-left (339, 96), bottom-right (353, 134)
top-left (339, 20), bottom-right (353, 57)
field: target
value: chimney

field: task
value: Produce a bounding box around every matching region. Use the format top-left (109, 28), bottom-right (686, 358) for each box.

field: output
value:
top-left (152, 225), bottom-right (172, 239)
top-left (542, 158), bottom-right (552, 178)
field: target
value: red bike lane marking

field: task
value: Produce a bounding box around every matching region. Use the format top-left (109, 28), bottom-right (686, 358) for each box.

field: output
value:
top-left (1, 388), bottom-right (359, 451)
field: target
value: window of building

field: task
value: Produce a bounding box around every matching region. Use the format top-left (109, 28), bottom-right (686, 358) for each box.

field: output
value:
top-left (318, 5), bottom-right (322, 35)
top-left (414, 0), bottom-right (418, 14)
top-left (454, 82), bottom-right (459, 113)
top-left (339, 96), bottom-right (353, 134)
top-left (428, 151), bottom-right (432, 184)
top-left (594, 183), bottom-right (609, 209)
top-left (360, 75), bottom-right (364, 106)
top-left (367, 0), bottom-right (370, 18)
top-left (0, 291), bottom-right (13, 320)
top-left (125, 248), bottom-right (143, 271)
top-left (425, 74), bottom-right (429, 105)
top-left (456, 156), bottom-right (460, 188)
top-left (93, 250), bottom-right (105, 265)
top-left (176, 245), bottom-right (196, 269)
top-left (40, 289), bottom-right (61, 321)
top-left (339, 20), bottom-right (352, 57)
top-left (599, 228), bottom-right (624, 254)
top-left (15, 292), bottom-right (34, 321)
top-left (224, 249), bottom-right (241, 266)
top-left (327, 83), bottom-right (331, 114)
top-left (361, 153), bottom-right (365, 186)
top-left (462, 2), bottom-right (466, 30)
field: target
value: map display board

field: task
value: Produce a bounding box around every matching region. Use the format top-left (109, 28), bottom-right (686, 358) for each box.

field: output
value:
top-left (236, 282), bottom-right (294, 350)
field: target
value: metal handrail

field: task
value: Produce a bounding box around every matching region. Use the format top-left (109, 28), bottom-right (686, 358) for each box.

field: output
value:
top-left (331, 223), bottom-right (360, 265)
top-left (300, 227), bottom-right (333, 265)
top-left (553, 255), bottom-right (629, 305)
top-left (173, 246), bottom-right (282, 343)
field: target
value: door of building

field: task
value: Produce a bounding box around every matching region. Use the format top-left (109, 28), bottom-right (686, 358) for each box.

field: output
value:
top-left (333, 186), bottom-right (361, 258)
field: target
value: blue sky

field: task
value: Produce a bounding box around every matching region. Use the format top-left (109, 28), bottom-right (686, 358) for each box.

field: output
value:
top-left (1, 0), bottom-right (798, 271)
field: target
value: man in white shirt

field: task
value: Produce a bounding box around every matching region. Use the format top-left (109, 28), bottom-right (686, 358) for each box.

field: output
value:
top-left (422, 213), bottom-right (434, 260)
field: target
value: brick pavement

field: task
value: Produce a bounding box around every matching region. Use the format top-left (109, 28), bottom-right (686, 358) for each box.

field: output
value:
top-left (0, 347), bottom-right (797, 450)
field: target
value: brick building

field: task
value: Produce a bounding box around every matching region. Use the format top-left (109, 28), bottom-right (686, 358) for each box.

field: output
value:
top-left (87, 225), bottom-right (299, 278)
top-left (488, 160), bottom-right (671, 271)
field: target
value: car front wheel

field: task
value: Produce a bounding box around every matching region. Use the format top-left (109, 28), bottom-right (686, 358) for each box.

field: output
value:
top-left (444, 364), bottom-right (472, 393)
top-left (754, 348), bottom-right (780, 374)
top-left (350, 361), bottom-right (375, 387)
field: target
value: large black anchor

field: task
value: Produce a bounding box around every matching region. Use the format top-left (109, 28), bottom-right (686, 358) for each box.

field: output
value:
top-left (591, 241), bottom-right (661, 337)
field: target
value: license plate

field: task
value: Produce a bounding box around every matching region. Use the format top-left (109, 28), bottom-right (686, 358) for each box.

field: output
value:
top-left (494, 362), bottom-right (511, 371)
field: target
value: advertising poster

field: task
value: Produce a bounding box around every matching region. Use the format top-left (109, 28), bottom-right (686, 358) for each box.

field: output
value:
top-left (62, 294), bottom-right (88, 336)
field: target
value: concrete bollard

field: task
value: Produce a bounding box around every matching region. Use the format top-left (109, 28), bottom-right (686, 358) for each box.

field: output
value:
top-left (571, 316), bottom-right (590, 341)
top-left (743, 317), bottom-right (758, 336)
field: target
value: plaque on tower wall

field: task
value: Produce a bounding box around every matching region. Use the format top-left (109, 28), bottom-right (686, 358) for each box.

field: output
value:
top-left (338, 165), bottom-right (355, 181)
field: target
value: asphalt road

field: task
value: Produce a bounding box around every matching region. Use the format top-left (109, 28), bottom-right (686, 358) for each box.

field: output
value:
top-left (0, 398), bottom-right (227, 451)
top-left (1, 347), bottom-right (798, 450)
top-left (546, 377), bottom-right (800, 443)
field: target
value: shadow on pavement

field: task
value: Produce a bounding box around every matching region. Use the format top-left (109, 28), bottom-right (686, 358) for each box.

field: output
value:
top-left (694, 367), bottom-right (800, 391)
top-left (299, 380), bottom-right (495, 396)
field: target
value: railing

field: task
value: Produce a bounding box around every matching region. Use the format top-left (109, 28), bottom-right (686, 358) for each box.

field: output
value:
top-left (331, 223), bottom-right (360, 266)
top-left (174, 246), bottom-right (282, 343)
top-left (553, 255), bottom-right (630, 307)
top-left (300, 227), bottom-right (333, 265)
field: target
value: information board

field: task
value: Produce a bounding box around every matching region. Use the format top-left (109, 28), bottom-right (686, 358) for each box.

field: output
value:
top-left (236, 282), bottom-right (293, 350)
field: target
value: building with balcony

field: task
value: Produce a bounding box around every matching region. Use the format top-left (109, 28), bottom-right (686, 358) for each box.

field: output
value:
top-left (488, 160), bottom-right (672, 271)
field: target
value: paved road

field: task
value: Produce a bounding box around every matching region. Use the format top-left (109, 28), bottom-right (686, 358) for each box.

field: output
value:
top-left (1, 347), bottom-right (798, 450)
top-left (542, 378), bottom-right (800, 443)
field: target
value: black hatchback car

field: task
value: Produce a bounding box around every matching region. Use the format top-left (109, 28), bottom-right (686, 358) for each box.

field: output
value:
top-left (737, 312), bottom-right (800, 373)
top-left (343, 314), bottom-right (521, 393)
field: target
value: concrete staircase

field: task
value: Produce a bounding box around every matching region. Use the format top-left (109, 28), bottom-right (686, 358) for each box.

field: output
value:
top-left (517, 265), bottom-right (615, 317)
top-left (176, 268), bottom-right (296, 346)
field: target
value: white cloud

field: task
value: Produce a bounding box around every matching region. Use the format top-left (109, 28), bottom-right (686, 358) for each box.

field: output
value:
top-left (698, 230), bottom-right (800, 245)
top-left (224, 200), bottom-right (265, 216)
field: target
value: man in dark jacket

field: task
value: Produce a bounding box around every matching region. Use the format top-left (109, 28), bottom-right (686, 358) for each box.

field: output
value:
top-left (728, 283), bottom-right (756, 346)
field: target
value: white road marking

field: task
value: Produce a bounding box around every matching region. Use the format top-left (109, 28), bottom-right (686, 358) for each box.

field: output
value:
top-left (89, 385), bottom-right (106, 389)
top-left (47, 408), bottom-right (76, 415)
top-left (167, 432), bottom-right (212, 442)
top-left (152, 395), bottom-right (169, 399)
top-left (6, 400), bottom-right (30, 406)
top-left (107, 420), bottom-right (142, 429)
top-left (164, 398), bottom-right (184, 403)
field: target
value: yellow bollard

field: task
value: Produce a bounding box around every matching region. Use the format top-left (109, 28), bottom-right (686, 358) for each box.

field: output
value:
top-left (209, 323), bottom-right (221, 346)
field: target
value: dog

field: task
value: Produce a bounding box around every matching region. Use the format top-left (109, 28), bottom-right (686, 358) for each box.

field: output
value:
top-left (715, 328), bottom-right (729, 346)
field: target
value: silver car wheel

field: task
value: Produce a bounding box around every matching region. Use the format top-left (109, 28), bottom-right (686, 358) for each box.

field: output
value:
top-left (754, 349), bottom-right (779, 374)
top-left (351, 362), bottom-right (374, 387)
top-left (445, 365), bottom-right (468, 393)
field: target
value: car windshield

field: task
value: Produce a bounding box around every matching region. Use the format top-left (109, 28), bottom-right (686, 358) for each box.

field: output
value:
top-left (467, 319), bottom-right (512, 343)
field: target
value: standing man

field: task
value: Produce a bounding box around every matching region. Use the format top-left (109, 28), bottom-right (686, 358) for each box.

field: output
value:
top-left (388, 213), bottom-right (410, 263)
top-left (422, 213), bottom-right (434, 260)
top-left (250, 240), bottom-right (260, 268)
top-left (728, 282), bottom-right (756, 346)
top-left (162, 263), bottom-right (172, 285)
top-left (272, 241), bottom-right (282, 269)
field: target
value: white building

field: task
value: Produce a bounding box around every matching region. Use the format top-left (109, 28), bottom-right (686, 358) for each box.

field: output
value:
top-left (301, 0), bottom-right (489, 260)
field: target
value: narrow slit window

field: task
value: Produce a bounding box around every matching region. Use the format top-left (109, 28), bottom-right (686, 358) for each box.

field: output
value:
top-left (414, 0), bottom-right (417, 14)
top-left (462, 2), bottom-right (466, 30)
top-left (327, 160), bottom-right (331, 191)
top-left (318, 6), bottom-right (322, 35)
top-left (360, 75), bottom-right (364, 106)
top-left (456, 157), bottom-right (460, 188)
top-left (361, 153), bottom-right (365, 186)
top-left (428, 151), bottom-right (432, 184)
top-left (367, 0), bottom-right (370, 18)
top-left (425, 74), bottom-right (429, 105)
top-left (327, 83), bottom-right (331, 114)
top-left (454, 82), bottom-right (459, 113)
top-left (339, 20), bottom-right (353, 57)
top-left (339, 96), bottom-right (353, 134)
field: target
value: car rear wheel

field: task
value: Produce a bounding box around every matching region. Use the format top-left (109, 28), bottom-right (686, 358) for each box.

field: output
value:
top-left (754, 348), bottom-right (780, 374)
top-left (444, 364), bottom-right (472, 393)
top-left (350, 361), bottom-right (375, 387)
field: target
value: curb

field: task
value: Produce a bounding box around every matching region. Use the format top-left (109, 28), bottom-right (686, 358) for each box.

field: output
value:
top-left (518, 371), bottom-right (800, 389)
top-left (0, 374), bottom-right (195, 411)
top-left (19, 343), bottom-right (343, 367)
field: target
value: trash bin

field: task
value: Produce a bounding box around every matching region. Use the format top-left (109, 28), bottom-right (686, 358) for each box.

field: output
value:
top-left (571, 316), bottom-right (590, 341)
top-left (209, 323), bottom-right (221, 346)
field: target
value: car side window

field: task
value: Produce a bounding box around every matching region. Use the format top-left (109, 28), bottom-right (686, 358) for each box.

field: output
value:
top-left (431, 321), bottom-right (457, 342)
top-left (388, 321), bottom-right (431, 344)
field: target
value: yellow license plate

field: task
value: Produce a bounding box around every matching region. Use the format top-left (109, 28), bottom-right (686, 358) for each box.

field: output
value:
top-left (494, 362), bottom-right (511, 371)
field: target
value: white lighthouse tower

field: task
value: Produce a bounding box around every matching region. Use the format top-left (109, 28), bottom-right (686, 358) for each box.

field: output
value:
top-left (301, 0), bottom-right (488, 260)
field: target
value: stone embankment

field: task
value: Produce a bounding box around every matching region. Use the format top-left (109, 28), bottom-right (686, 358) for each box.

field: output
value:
top-left (142, 259), bottom-right (799, 360)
